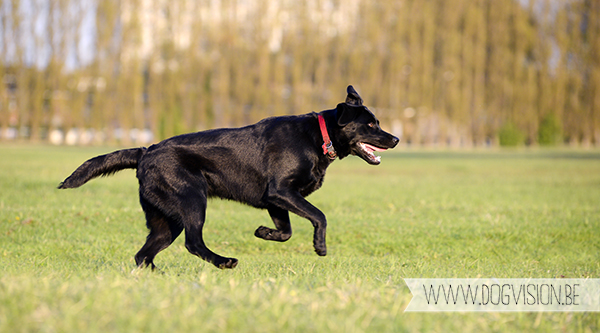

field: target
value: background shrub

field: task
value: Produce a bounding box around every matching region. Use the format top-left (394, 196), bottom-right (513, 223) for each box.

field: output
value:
top-left (538, 114), bottom-right (563, 146)
top-left (499, 122), bottom-right (525, 147)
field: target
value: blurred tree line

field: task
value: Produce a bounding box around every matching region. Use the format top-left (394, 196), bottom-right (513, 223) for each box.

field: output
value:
top-left (1, 0), bottom-right (599, 146)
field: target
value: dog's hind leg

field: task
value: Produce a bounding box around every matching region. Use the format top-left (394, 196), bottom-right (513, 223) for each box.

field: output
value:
top-left (135, 201), bottom-right (183, 270)
top-left (179, 187), bottom-right (238, 269)
top-left (255, 206), bottom-right (292, 242)
top-left (183, 209), bottom-right (239, 269)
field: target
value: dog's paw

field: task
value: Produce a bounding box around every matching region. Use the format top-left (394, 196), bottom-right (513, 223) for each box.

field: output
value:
top-left (216, 257), bottom-right (239, 269)
top-left (254, 226), bottom-right (273, 239)
top-left (255, 226), bottom-right (292, 242)
top-left (314, 246), bottom-right (327, 256)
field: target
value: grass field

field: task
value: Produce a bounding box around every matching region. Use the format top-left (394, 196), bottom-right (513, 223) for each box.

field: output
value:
top-left (1, 144), bottom-right (599, 332)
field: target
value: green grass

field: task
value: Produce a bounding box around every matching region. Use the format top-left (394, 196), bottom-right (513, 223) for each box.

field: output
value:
top-left (1, 144), bottom-right (599, 332)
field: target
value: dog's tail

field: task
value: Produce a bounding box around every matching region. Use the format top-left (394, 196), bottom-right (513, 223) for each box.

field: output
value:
top-left (58, 147), bottom-right (147, 189)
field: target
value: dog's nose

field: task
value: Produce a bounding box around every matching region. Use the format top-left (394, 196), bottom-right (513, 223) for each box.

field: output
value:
top-left (391, 136), bottom-right (400, 147)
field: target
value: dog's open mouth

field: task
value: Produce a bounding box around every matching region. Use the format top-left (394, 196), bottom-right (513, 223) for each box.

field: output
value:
top-left (358, 142), bottom-right (387, 164)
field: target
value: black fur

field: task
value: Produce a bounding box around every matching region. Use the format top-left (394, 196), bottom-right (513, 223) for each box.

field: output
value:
top-left (59, 86), bottom-right (399, 269)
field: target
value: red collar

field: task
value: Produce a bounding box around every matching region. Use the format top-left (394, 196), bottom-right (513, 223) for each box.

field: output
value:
top-left (318, 114), bottom-right (337, 160)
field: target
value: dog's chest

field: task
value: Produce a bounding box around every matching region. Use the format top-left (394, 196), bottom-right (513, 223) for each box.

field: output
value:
top-left (298, 177), bottom-right (323, 197)
top-left (297, 164), bottom-right (327, 197)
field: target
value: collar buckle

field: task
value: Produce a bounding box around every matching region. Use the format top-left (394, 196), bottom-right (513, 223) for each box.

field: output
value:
top-left (322, 142), bottom-right (337, 160)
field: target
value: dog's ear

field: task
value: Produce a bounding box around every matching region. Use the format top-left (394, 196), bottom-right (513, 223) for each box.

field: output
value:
top-left (345, 85), bottom-right (363, 106)
top-left (336, 103), bottom-right (362, 126)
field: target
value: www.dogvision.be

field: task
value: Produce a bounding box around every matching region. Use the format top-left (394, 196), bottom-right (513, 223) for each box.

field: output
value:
top-left (423, 283), bottom-right (581, 306)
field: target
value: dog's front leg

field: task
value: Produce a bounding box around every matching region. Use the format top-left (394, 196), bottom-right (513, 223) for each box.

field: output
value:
top-left (267, 190), bottom-right (327, 256)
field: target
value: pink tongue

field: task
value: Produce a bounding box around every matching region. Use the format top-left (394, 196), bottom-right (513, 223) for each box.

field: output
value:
top-left (364, 143), bottom-right (386, 152)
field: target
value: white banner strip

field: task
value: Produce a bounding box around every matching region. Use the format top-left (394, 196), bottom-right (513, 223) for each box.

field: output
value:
top-left (404, 278), bottom-right (600, 312)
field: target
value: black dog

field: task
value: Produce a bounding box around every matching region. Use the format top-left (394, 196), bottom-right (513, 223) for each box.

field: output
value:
top-left (59, 86), bottom-right (399, 269)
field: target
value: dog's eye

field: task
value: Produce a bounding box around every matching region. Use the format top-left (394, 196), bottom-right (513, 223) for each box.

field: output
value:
top-left (368, 122), bottom-right (375, 128)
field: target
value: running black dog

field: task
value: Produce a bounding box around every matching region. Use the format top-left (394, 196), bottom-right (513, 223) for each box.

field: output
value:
top-left (59, 86), bottom-right (399, 269)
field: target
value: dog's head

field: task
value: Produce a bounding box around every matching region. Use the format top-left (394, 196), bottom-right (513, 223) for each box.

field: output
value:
top-left (334, 86), bottom-right (399, 165)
